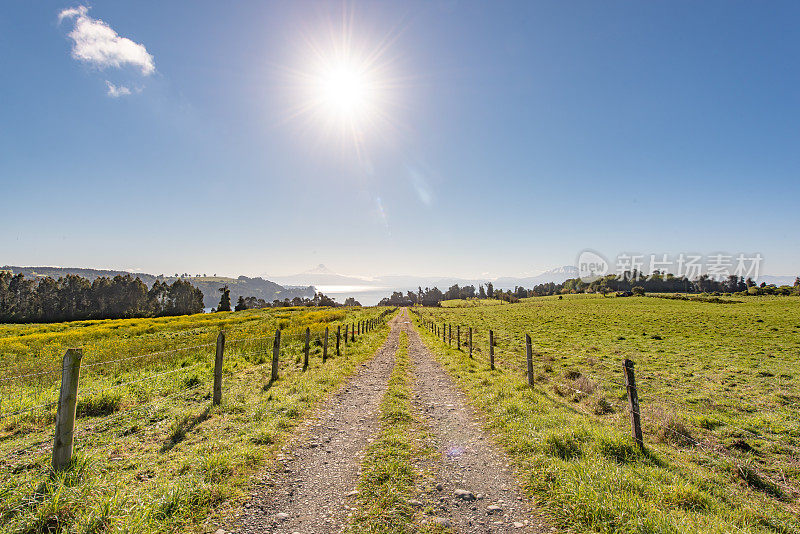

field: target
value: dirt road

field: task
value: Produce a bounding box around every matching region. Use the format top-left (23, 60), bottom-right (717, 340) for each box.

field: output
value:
top-left (231, 309), bottom-right (549, 533)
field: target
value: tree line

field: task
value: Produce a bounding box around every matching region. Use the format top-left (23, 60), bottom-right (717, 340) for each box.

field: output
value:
top-left (0, 271), bottom-right (204, 323)
top-left (378, 273), bottom-right (800, 306)
top-left (212, 286), bottom-right (361, 312)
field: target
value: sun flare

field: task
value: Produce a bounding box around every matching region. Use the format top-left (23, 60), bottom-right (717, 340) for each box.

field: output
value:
top-left (319, 61), bottom-right (372, 118)
top-left (282, 16), bottom-right (401, 152)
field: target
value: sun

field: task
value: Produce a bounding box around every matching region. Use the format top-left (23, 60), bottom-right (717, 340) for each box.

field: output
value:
top-left (280, 14), bottom-right (402, 152)
top-left (319, 61), bottom-right (372, 118)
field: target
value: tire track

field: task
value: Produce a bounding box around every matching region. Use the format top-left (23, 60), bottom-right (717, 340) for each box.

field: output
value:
top-left (405, 321), bottom-right (552, 533)
top-left (233, 314), bottom-right (402, 534)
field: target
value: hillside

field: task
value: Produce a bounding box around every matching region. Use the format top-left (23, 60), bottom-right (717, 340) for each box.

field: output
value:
top-left (1, 266), bottom-right (315, 308)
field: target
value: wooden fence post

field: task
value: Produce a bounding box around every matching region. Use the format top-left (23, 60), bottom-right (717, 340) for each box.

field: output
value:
top-left (213, 332), bottom-right (225, 405)
top-left (52, 348), bottom-right (82, 471)
top-left (526, 334), bottom-right (534, 388)
top-left (623, 359), bottom-right (644, 448)
top-left (323, 327), bottom-right (329, 362)
top-left (469, 327), bottom-right (473, 358)
top-left (303, 327), bottom-right (310, 370)
top-left (344, 325), bottom-right (349, 345)
top-left (448, 324), bottom-right (452, 346)
top-left (336, 325), bottom-right (341, 357)
top-left (489, 330), bottom-right (495, 370)
top-left (351, 323), bottom-right (355, 342)
top-left (457, 325), bottom-right (461, 349)
top-left (271, 329), bottom-right (281, 382)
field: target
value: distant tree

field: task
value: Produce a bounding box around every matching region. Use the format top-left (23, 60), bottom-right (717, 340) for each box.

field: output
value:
top-left (217, 285), bottom-right (231, 312)
top-left (632, 286), bottom-right (645, 296)
top-left (486, 282), bottom-right (494, 298)
top-left (478, 284), bottom-right (487, 299)
top-left (344, 297), bottom-right (361, 307)
top-left (317, 293), bottom-right (337, 307)
top-left (234, 295), bottom-right (247, 311)
top-left (599, 279), bottom-right (609, 297)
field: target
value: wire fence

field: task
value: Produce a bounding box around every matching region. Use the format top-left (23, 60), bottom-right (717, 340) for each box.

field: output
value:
top-left (0, 310), bottom-right (396, 472)
top-left (411, 309), bottom-right (799, 498)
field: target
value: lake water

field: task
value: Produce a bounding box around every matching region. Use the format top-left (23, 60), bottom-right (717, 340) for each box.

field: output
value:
top-left (315, 285), bottom-right (392, 306)
top-left (203, 286), bottom-right (393, 311)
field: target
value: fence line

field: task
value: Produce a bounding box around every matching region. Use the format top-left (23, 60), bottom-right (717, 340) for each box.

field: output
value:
top-left (1, 309), bottom-right (398, 471)
top-left (411, 310), bottom-right (798, 497)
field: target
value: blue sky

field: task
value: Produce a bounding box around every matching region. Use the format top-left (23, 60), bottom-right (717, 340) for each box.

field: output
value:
top-left (1, 1), bottom-right (799, 279)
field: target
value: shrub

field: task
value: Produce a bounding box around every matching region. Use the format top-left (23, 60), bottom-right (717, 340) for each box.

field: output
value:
top-left (77, 391), bottom-right (122, 417)
top-left (735, 462), bottom-right (785, 499)
top-left (597, 434), bottom-right (643, 464)
top-left (573, 375), bottom-right (596, 395)
top-left (655, 413), bottom-right (695, 447)
top-left (564, 369), bottom-right (582, 380)
top-left (592, 397), bottom-right (614, 415)
top-left (542, 430), bottom-right (586, 460)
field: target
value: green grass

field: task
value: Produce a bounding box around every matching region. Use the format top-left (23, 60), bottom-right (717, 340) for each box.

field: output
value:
top-left (411, 296), bottom-right (800, 533)
top-left (0, 307), bottom-right (396, 533)
top-left (347, 331), bottom-right (449, 534)
top-left (348, 331), bottom-right (415, 533)
top-left (440, 298), bottom-right (508, 308)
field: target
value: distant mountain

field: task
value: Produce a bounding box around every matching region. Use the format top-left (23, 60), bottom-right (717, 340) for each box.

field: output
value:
top-left (755, 275), bottom-right (798, 286)
top-left (3, 265), bottom-right (159, 285)
top-left (2, 266), bottom-right (314, 308)
top-left (272, 265), bottom-right (582, 294)
top-left (493, 266), bottom-right (580, 289)
top-left (270, 264), bottom-right (380, 287)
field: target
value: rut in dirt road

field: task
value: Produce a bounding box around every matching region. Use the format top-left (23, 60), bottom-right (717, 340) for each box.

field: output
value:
top-left (404, 321), bottom-right (552, 533)
top-left (234, 314), bottom-right (402, 534)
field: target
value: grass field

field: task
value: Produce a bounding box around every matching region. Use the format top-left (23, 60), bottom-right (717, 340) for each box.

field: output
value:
top-left (0, 306), bottom-right (395, 533)
top-left (412, 294), bottom-right (800, 533)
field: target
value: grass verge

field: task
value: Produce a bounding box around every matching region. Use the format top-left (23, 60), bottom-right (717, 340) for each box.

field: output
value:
top-left (410, 311), bottom-right (800, 534)
top-left (0, 310), bottom-right (396, 534)
top-left (347, 331), bottom-right (450, 533)
top-left (348, 331), bottom-right (416, 533)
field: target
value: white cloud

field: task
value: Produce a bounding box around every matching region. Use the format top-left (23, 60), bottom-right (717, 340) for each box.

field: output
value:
top-left (105, 80), bottom-right (131, 97)
top-left (59, 6), bottom-right (155, 76)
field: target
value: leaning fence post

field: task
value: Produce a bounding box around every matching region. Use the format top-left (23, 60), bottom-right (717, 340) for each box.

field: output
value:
top-left (213, 332), bottom-right (225, 405)
top-left (303, 327), bottom-right (310, 370)
top-left (526, 334), bottom-right (534, 388)
top-left (469, 327), bottom-right (473, 358)
top-left (271, 329), bottom-right (281, 382)
top-left (323, 327), bottom-right (329, 362)
top-left (52, 348), bottom-right (82, 471)
top-left (336, 325), bottom-right (341, 357)
top-left (489, 330), bottom-right (495, 370)
top-left (624, 359), bottom-right (644, 448)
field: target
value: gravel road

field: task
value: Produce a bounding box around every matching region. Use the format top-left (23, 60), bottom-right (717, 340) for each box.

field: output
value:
top-left (405, 320), bottom-right (551, 533)
top-left (233, 314), bottom-right (402, 534)
top-left (228, 310), bottom-right (551, 533)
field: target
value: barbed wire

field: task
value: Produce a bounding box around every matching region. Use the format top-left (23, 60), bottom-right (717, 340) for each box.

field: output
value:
top-left (0, 399), bottom-right (59, 421)
top-left (0, 366), bottom-right (63, 384)
top-left (0, 313), bottom-right (389, 465)
top-left (416, 315), bottom-right (799, 491)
